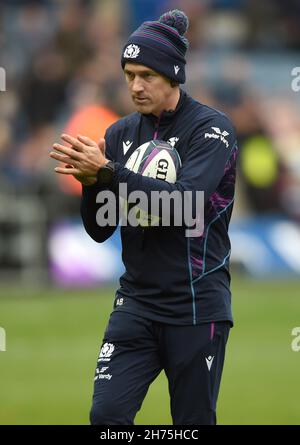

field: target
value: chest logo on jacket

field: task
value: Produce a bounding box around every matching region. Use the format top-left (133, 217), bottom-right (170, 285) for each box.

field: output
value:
top-left (123, 140), bottom-right (133, 155)
top-left (167, 137), bottom-right (179, 147)
top-left (205, 127), bottom-right (230, 148)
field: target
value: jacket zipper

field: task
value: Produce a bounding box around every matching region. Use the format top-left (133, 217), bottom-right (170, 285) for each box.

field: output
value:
top-left (153, 113), bottom-right (162, 140)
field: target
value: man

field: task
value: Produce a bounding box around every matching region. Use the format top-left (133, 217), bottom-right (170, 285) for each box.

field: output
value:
top-left (50, 10), bottom-right (238, 425)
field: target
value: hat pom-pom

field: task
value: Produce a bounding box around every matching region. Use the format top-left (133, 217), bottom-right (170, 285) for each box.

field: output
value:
top-left (158, 9), bottom-right (189, 36)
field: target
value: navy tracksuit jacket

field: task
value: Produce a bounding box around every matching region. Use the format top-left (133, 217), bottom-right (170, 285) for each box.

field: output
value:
top-left (81, 90), bottom-right (238, 326)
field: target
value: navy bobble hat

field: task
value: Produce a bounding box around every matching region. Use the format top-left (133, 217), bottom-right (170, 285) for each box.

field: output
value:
top-left (121, 10), bottom-right (189, 84)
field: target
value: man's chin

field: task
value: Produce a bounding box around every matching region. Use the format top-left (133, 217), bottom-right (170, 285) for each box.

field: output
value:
top-left (134, 104), bottom-right (153, 114)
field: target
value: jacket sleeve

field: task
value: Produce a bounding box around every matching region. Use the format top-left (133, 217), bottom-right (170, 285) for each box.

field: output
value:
top-left (80, 131), bottom-right (119, 243)
top-left (112, 115), bottom-right (237, 226)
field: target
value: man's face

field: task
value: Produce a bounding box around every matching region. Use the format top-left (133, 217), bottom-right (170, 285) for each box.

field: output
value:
top-left (124, 63), bottom-right (175, 116)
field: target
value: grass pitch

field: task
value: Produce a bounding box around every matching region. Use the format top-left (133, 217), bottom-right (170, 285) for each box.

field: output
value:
top-left (0, 277), bottom-right (300, 424)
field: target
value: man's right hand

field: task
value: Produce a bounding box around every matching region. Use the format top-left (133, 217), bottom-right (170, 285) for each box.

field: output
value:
top-left (50, 135), bottom-right (106, 186)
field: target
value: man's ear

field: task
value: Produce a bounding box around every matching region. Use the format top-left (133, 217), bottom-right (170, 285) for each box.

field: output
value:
top-left (170, 80), bottom-right (179, 88)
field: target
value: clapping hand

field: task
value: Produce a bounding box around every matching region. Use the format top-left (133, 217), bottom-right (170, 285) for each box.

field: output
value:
top-left (50, 134), bottom-right (108, 186)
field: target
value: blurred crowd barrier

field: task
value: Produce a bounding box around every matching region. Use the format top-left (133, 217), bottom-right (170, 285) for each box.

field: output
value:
top-left (0, 0), bottom-right (300, 285)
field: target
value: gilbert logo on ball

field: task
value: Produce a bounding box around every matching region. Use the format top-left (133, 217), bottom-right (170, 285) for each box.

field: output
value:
top-left (125, 140), bottom-right (181, 182)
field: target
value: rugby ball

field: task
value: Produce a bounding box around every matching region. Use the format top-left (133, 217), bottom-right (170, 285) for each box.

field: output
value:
top-left (125, 140), bottom-right (181, 183)
top-left (122, 140), bottom-right (181, 227)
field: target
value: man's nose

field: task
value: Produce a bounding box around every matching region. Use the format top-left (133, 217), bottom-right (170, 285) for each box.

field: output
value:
top-left (131, 77), bottom-right (144, 93)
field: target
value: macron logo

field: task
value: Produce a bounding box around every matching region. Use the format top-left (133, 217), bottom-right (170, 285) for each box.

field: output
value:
top-left (205, 355), bottom-right (214, 371)
top-left (174, 65), bottom-right (180, 75)
top-left (123, 140), bottom-right (133, 155)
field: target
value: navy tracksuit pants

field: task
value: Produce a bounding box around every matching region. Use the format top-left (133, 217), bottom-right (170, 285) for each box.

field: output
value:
top-left (90, 311), bottom-right (230, 425)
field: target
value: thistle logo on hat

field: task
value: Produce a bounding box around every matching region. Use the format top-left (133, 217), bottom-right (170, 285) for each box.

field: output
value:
top-left (124, 44), bottom-right (141, 59)
top-left (121, 10), bottom-right (189, 84)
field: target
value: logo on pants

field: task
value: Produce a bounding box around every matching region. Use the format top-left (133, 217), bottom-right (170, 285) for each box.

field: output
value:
top-left (98, 343), bottom-right (115, 362)
top-left (94, 366), bottom-right (112, 382)
top-left (205, 355), bottom-right (214, 371)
